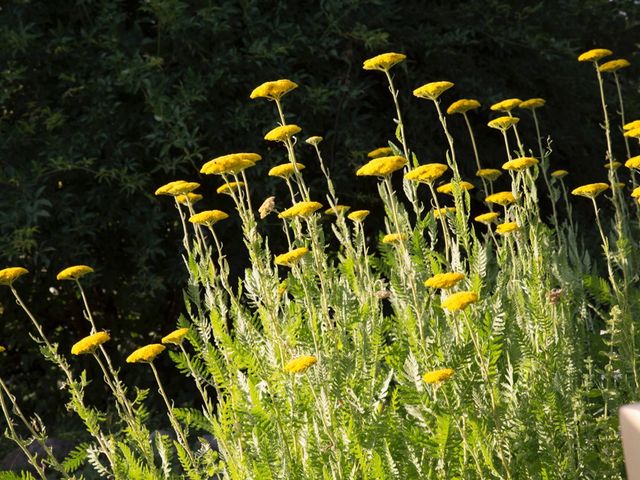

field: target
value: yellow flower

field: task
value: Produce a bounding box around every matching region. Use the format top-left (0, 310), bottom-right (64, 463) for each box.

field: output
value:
top-left (382, 233), bottom-right (407, 244)
top-left (436, 181), bottom-right (474, 195)
top-left (496, 221), bottom-right (520, 235)
top-left (474, 212), bottom-right (500, 224)
top-left (57, 265), bottom-right (94, 281)
top-left (476, 169), bottom-right (502, 181)
top-left (551, 170), bottom-right (568, 179)
top-left (519, 98), bottom-right (546, 110)
top-left (422, 368), bottom-right (454, 384)
top-left (362, 52), bottom-right (406, 71)
top-left (367, 147), bottom-right (394, 159)
top-left (577, 48), bottom-right (613, 62)
top-left (571, 183), bottom-right (609, 198)
top-left (624, 127), bottom-right (640, 139)
top-left (284, 355), bottom-right (317, 373)
top-left (0, 267), bottom-right (28, 286)
top-left (413, 81), bottom-right (455, 101)
top-left (632, 187), bottom-right (640, 198)
top-left (278, 201), bottom-right (323, 219)
top-left (624, 120), bottom-right (640, 131)
top-left (0, 346), bottom-right (5, 353)
top-left (161, 328), bottom-right (189, 346)
top-left (625, 156), bottom-right (640, 170)
top-left (441, 291), bottom-right (478, 311)
top-left (268, 163), bottom-right (305, 179)
top-left (154, 180), bottom-right (200, 196)
top-left (485, 191), bottom-right (516, 206)
top-left (347, 210), bottom-right (370, 222)
top-left (306, 136), bottom-right (323, 146)
top-left (433, 207), bottom-right (456, 218)
top-left (325, 205), bottom-right (350, 215)
top-left (250, 79), bottom-right (298, 100)
top-left (201, 154), bottom-right (257, 175)
top-left (405, 163), bottom-right (448, 183)
top-left (264, 124), bottom-right (302, 142)
top-left (189, 210), bottom-right (229, 225)
top-left (487, 116), bottom-right (520, 130)
top-left (502, 156), bottom-right (539, 171)
top-left (356, 156), bottom-right (408, 177)
top-left (176, 193), bottom-right (203, 205)
top-left (446, 99), bottom-right (481, 115)
top-left (126, 344), bottom-right (166, 363)
top-left (71, 332), bottom-right (111, 355)
top-left (490, 98), bottom-right (522, 112)
top-left (424, 272), bottom-right (465, 289)
top-left (217, 181), bottom-right (245, 195)
top-left (604, 161), bottom-right (622, 170)
top-left (274, 247), bottom-right (309, 267)
top-left (598, 59), bottom-right (630, 73)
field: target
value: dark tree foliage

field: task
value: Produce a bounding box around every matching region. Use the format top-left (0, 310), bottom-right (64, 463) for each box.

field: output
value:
top-left (0, 0), bottom-right (638, 433)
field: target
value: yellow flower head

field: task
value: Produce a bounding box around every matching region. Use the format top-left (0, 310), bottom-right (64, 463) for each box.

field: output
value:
top-left (274, 247), bottom-right (309, 267)
top-left (264, 124), bottom-right (302, 142)
top-left (250, 79), bottom-right (298, 100)
top-left (632, 187), bottom-right (640, 198)
top-left (624, 120), bottom-right (640, 131)
top-left (502, 156), bottom-right (539, 171)
top-left (476, 169), bottom-right (502, 181)
top-left (436, 181), bottom-right (474, 195)
top-left (269, 163), bottom-right (305, 179)
top-left (496, 221), bottom-right (520, 235)
top-left (382, 233), bottom-right (407, 244)
top-left (189, 210), bottom-right (229, 226)
top-left (474, 211), bottom-right (500, 224)
top-left (0, 346), bottom-right (5, 353)
top-left (604, 161), bottom-right (622, 170)
top-left (201, 154), bottom-right (257, 175)
top-left (413, 81), bottom-right (455, 101)
top-left (154, 180), bottom-right (200, 196)
top-left (126, 344), bottom-right (166, 363)
top-left (625, 156), bottom-right (640, 170)
top-left (424, 272), bottom-right (465, 289)
top-left (598, 59), bottom-right (630, 73)
top-left (356, 156), bottom-right (408, 177)
top-left (348, 210), bottom-right (370, 222)
top-left (624, 127), bottom-right (640, 139)
top-left (71, 332), bottom-right (111, 355)
top-left (161, 328), bottom-right (190, 346)
top-left (362, 52), bottom-right (406, 72)
top-left (485, 191), bottom-right (516, 206)
top-left (405, 163), bottom-right (448, 183)
top-left (367, 147), bottom-right (394, 159)
top-left (571, 183), bottom-right (609, 198)
top-left (490, 98), bottom-right (522, 112)
top-left (433, 207), bottom-right (456, 218)
top-left (306, 136), bottom-right (323, 146)
top-left (57, 265), bottom-right (94, 281)
top-left (278, 201), bottom-right (323, 219)
top-left (422, 368), bottom-right (454, 384)
top-left (551, 170), bottom-right (568, 179)
top-left (578, 48), bottom-right (613, 63)
top-left (284, 355), bottom-right (317, 373)
top-left (519, 98), bottom-right (546, 110)
top-left (217, 181), bottom-right (245, 195)
top-left (0, 267), bottom-right (29, 286)
top-left (176, 193), bottom-right (203, 205)
top-left (325, 205), bottom-right (350, 215)
top-left (447, 99), bottom-right (481, 115)
top-left (488, 116), bottom-right (520, 130)
top-left (441, 291), bottom-right (478, 311)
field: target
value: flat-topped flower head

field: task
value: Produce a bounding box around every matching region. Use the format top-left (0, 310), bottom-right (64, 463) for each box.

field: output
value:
top-left (447, 99), bottom-right (481, 115)
top-left (496, 221), bottom-right (520, 235)
top-left (275, 247), bottom-right (309, 267)
top-left (413, 81), bottom-right (454, 101)
top-left (325, 205), bottom-right (350, 215)
top-left (551, 170), bottom-right (568, 179)
top-left (264, 124), bottom-right (302, 142)
top-left (217, 181), bottom-right (245, 195)
top-left (502, 156), bottom-right (539, 171)
top-left (278, 201), bottom-right (323, 219)
top-left (126, 344), bottom-right (166, 363)
top-left (624, 120), bottom-right (640, 131)
top-left (578, 48), bottom-right (613, 63)
top-left (488, 116), bottom-right (520, 130)
top-left (624, 127), bottom-right (640, 139)
top-left (250, 79), bottom-right (298, 101)
top-left (362, 52), bottom-right (406, 72)
top-left (442, 291), bottom-right (478, 311)
top-left (519, 98), bottom-right (546, 110)
top-left (382, 233), bottom-right (407, 244)
top-left (424, 272), bottom-right (465, 289)
top-left (604, 161), bottom-right (622, 170)
top-left (476, 169), bottom-right (502, 181)
top-left (433, 207), bottom-right (456, 218)
top-left (284, 355), bottom-right (317, 373)
top-left (405, 163), bottom-right (448, 183)
top-left (57, 265), bottom-right (94, 281)
top-left (189, 210), bottom-right (229, 226)
top-left (71, 332), bottom-right (110, 355)
top-left (201, 155), bottom-right (256, 175)
top-left (348, 210), bottom-right (370, 222)
top-left (161, 328), bottom-right (189, 346)
top-left (269, 163), bottom-right (305, 179)
top-left (632, 187), bottom-right (640, 199)
top-left (356, 156), bottom-right (407, 177)
top-left (176, 193), bottom-right (203, 205)
top-left (0, 267), bottom-right (29, 286)
top-left (423, 368), bottom-right (454, 384)
top-left (625, 156), bottom-right (640, 170)
top-left (599, 59), bottom-right (630, 73)
top-left (436, 181), bottom-right (474, 195)
top-left (474, 211), bottom-right (501, 224)
top-left (0, 346), bottom-right (5, 353)
top-left (571, 183), bottom-right (609, 198)
top-left (367, 147), bottom-right (394, 159)
top-left (486, 191), bottom-right (516, 206)
top-left (155, 180), bottom-right (200, 196)
top-left (305, 136), bottom-right (323, 146)
top-left (490, 98), bottom-right (522, 112)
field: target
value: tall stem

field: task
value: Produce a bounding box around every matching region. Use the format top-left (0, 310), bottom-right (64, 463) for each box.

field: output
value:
top-left (384, 70), bottom-right (410, 161)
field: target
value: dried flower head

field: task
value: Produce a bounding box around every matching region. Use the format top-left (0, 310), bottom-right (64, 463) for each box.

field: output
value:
top-left (284, 355), bottom-right (317, 373)
top-left (413, 81), bottom-right (455, 101)
top-left (189, 210), bottom-right (229, 226)
top-left (548, 288), bottom-right (563, 305)
top-left (258, 196), bottom-right (276, 219)
top-left (274, 247), bottom-right (309, 267)
top-left (356, 156), bottom-right (408, 177)
top-left (57, 265), bottom-right (94, 281)
top-left (362, 52), bottom-right (406, 72)
top-left (441, 291), bottom-right (478, 311)
top-left (71, 332), bottom-right (110, 355)
top-left (405, 163), bottom-right (448, 184)
top-left (126, 344), bottom-right (166, 363)
top-left (161, 328), bottom-right (189, 346)
top-left (250, 79), bottom-right (298, 100)
top-left (375, 290), bottom-right (391, 300)
top-left (424, 272), bottom-right (465, 289)
top-left (447, 99), bottom-right (481, 115)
